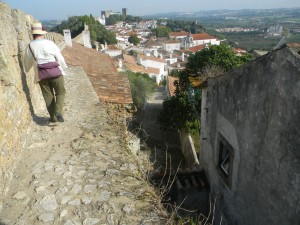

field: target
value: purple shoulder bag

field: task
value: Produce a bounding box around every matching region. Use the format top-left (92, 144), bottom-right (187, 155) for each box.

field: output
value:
top-left (28, 44), bottom-right (62, 80)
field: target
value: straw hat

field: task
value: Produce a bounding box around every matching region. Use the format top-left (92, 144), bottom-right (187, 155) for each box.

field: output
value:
top-left (31, 22), bottom-right (47, 35)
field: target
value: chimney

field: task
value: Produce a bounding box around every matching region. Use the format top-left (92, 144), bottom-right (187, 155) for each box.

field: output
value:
top-left (63, 29), bottom-right (72, 47)
top-left (118, 59), bottom-right (123, 68)
top-left (153, 49), bottom-right (158, 57)
top-left (137, 54), bottom-right (141, 64)
top-left (181, 52), bottom-right (185, 61)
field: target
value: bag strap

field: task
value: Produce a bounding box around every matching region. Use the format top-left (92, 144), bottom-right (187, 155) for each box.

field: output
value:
top-left (28, 44), bottom-right (37, 62)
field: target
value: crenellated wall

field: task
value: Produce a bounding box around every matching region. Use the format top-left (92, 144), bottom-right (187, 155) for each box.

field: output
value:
top-left (0, 2), bottom-right (45, 197)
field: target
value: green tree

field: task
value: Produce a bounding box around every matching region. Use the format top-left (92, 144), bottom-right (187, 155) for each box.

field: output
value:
top-left (158, 71), bottom-right (201, 133)
top-left (128, 34), bottom-right (140, 46)
top-left (185, 44), bottom-right (253, 76)
top-left (52, 15), bottom-right (117, 45)
top-left (152, 26), bottom-right (172, 37)
top-left (122, 71), bottom-right (155, 109)
top-left (106, 14), bottom-right (126, 25)
top-left (159, 19), bottom-right (205, 33)
top-left (125, 15), bottom-right (142, 23)
top-left (158, 44), bottom-right (253, 134)
top-left (283, 27), bottom-right (290, 37)
top-left (169, 69), bottom-right (181, 78)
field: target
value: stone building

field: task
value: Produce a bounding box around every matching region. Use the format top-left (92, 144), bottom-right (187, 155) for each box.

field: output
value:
top-left (200, 45), bottom-right (300, 225)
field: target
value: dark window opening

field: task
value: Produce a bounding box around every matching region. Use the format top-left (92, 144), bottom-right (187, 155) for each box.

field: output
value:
top-left (217, 134), bottom-right (234, 187)
top-left (219, 142), bottom-right (230, 176)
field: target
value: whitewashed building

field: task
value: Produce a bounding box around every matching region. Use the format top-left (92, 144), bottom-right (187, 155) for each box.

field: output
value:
top-left (137, 54), bottom-right (166, 84)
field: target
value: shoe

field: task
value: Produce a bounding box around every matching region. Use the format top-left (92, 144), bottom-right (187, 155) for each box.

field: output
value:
top-left (55, 112), bottom-right (64, 122)
top-left (49, 117), bottom-right (57, 123)
top-left (50, 118), bottom-right (57, 123)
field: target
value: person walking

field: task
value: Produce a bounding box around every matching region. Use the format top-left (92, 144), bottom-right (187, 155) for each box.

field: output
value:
top-left (24, 22), bottom-right (68, 123)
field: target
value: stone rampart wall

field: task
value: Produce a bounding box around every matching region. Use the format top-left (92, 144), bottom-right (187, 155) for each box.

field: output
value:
top-left (45, 32), bottom-right (66, 50)
top-left (0, 3), bottom-right (63, 197)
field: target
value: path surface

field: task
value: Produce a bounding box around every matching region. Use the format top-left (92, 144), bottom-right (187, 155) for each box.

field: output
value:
top-left (141, 87), bottom-right (209, 221)
top-left (0, 67), bottom-right (166, 225)
top-left (141, 86), bottom-right (183, 169)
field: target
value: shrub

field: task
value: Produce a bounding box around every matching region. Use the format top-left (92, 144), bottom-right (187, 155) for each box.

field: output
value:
top-left (121, 71), bottom-right (155, 109)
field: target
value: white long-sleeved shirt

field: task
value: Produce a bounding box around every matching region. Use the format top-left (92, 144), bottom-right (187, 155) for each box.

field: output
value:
top-left (24, 39), bottom-right (68, 83)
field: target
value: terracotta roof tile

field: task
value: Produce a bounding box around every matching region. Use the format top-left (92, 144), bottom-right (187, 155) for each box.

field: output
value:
top-left (124, 54), bottom-right (160, 74)
top-left (234, 48), bottom-right (247, 53)
top-left (192, 33), bottom-right (216, 40)
top-left (144, 38), bottom-right (163, 48)
top-left (288, 42), bottom-right (300, 47)
top-left (165, 39), bottom-right (180, 44)
top-left (169, 31), bottom-right (189, 37)
top-left (145, 67), bottom-right (160, 74)
top-left (188, 44), bottom-right (206, 52)
top-left (62, 43), bottom-right (132, 104)
top-left (141, 55), bottom-right (166, 63)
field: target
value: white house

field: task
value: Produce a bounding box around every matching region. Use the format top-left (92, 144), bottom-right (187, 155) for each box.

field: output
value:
top-left (191, 33), bottom-right (220, 46)
top-left (143, 38), bottom-right (164, 57)
top-left (123, 54), bottom-right (162, 85)
top-left (170, 32), bottom-right (220, 49)
top-left (163, 39), bottom-right (181, 52)
top-left (166, 57), bottom-right (177, 65)
top-left (103, 49), bottom-right (122, 57)
top-left (137, 54), bottom-right (166, 84)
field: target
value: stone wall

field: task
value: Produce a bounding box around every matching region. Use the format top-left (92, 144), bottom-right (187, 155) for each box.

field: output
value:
top-left (200, 46), bottom-right (300, 225)
top-left (179, 130), bottom-right (199, 169)
top-left (0, 3), bottom-right (45, 197)
top-left (45, 32), bottom-right (66, 50)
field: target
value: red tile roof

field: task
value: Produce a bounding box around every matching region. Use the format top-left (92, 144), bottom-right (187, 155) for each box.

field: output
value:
top-left (288, 42), bottom-right (300, 48)
top-left (192, 33), bottom-right (216, 40)
top-left (124, 55), bottom-right (160, 74)
top-left (165, 39), bottom-right (180, 44)
top-left (144, 38), bottom-right (164, 48)
top-left (188, 44), bottom-right (206, 52)
top-left (169, 31), bottom-right (189, 37)
top-left (62, 43), bottom-right (132, 104)
top-left (140, 55), bottom-right (166, 63)
top-left (234, 48), bottom-right (247, 53)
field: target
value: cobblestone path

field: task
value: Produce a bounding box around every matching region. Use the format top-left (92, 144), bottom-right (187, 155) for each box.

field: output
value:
top-left (141, 86), bottom-right (183, 169)
top-left (0, 67), bottom-right (167, 225)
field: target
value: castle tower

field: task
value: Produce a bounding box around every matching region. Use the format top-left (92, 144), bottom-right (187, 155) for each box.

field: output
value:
top-left (122, 8), bottom-right (128, 17)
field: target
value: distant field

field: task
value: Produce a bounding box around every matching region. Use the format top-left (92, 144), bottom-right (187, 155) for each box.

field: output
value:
top-left (201, 23), bottom-right (300, 50)
top-left (221, 33), bottom-right (300, 51)
top-left (224, 34), bottom-right (279, 51)
top-left (287, 34), bottom-right (300, 43)
top-left (184, 8), bottom-right (300, 50)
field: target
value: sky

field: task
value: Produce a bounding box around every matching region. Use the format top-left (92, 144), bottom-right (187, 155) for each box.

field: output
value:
top-left (2, 0), bottom-right (300, 20)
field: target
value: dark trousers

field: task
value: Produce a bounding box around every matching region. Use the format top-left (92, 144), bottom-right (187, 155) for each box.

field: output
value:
top-left (39, 75), bottom-right (66, 121)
